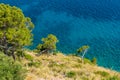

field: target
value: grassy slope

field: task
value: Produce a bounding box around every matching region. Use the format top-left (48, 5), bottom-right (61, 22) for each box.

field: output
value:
top-left (22, 51), bottom-right (120, 80)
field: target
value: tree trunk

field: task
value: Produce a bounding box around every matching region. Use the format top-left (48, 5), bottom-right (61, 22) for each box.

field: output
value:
top-left (40, 48), bottom-right (50, 54)
top-left (3, 32), bottom-right (9, 55)
top-left (11, 50), bottom-right (16, 60)
top-left (82, 49), bottom-right (88, 63)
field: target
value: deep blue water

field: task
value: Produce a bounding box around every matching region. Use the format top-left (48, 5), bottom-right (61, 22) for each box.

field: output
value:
top-left (0, 0), bottom-right (120, 71)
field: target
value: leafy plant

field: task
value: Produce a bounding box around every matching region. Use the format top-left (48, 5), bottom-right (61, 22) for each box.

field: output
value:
top-left (28, 61), bottom-right (41, 67)
top-left (84, 58), bottom-right (92, 64)
top-left (24, 53), bottom-right (33, 61)
top-left (95, 71), bottom-right (109, 77)
top-left (66, 71), bottom-right (76, 78)
top-left (0, 52), bottom-right (26, 80)
top-left (91, 57), bottom-right (97, 64)
top-left (107, 75), bottom-right (119, 80)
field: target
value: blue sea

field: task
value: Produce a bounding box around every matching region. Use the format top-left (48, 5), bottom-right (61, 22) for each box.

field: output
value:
top-left (0, 0), bottom-right (120, 71)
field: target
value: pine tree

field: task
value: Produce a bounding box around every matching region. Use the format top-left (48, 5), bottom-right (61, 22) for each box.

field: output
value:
top-left (36, 34), bottom-right (58, 54)
top-left (77, 45), bottom-right (90, 63)
top-left (0, 3), bottom-right (34, 60)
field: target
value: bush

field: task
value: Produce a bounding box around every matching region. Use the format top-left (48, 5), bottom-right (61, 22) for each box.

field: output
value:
top-left (28, 61), bottom-right (41, 67)
top-left (82, 77), bottom-right (89, 80)
top-left (94, 71), bottom-right (109, 77)
top-left (91, 57), bottom-right (97, 64)
top-left (52, 50), bottom-right (60, 55)
top-left (107, 75), bottom-right (119, 80)
top-left (36, 34), bottom-right (58, 54)
top-left (66, 71), bottom-right (76, 78)
top-left (53, 52), bottom-right (57, 55)
top-left (73, 64), bottom-right (81, 68)
top-left (0, 53), bottom-right (26, 80)
top-left (48, 61), bottom-right (59, 68)
top-left (24, 53), bottom-right (33, 61)
top-left (84, 58), bottom-right (92, 64)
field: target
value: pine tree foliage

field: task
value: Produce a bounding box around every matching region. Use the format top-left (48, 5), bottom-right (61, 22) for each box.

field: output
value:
top-left (0, 3), bottom-right (34, 59)
top-left (36, 34), bottom-right (58, 54)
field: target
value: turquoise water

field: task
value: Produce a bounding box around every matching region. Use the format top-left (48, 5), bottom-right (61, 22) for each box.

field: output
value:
top-left (0, 0), bottom-right (120, 71)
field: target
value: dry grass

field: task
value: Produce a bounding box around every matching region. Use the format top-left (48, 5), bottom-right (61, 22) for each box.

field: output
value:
top-left (22, 51), bottom-right (120, 80)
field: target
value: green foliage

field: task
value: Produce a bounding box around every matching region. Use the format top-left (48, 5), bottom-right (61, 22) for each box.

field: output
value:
top-left (66, 71), bottom-right (76, 78)
top-left (77, 45), bottom-right (89, 53)
top-left (0, 52), bottom-right (26, 80)
top-left (52, 50), bottom-right (59, 55)
top-left (53, 52), bottom-right (57, 55)
top-left (24, 53), bottom-right (33, 61)
top-left (82, 77), bottom-right (89, 80)
top-left (73, 64), bottom-right (81, 68)
top-left (41, 34), bottom-right (58, 49)
top-left (28, 61), bottom-right (41, 67)
top-left (36, 44), bottom-right (43, 53)
top-left (48, 61), bottom-right (65, 68)
top-left (84, 58), bottom-right (92, 64)
top-left (94, 71), bottom-right (109, 77)
top-left (91, 57), bottom-right (97, 64)
top-left (0, 3), bottom-right (34, 59)
top-left (36, 34), bottom-right (58, 54)
top-left (16, 50), bottom-right (25, 57)
top-left (107, 75), bottom-right (119, 80)
top-left (76, 45), bottom-right (90, 63)
top-left (48, 61), bottom-right (58, 68)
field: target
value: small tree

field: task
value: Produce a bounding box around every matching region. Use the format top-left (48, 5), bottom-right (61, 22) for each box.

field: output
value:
top-left (77, 45), bottom-right (90, 63)
top-left (0, 3), bottom-right (34, 59)
top-left (36, 34), bottom-right (58, 54)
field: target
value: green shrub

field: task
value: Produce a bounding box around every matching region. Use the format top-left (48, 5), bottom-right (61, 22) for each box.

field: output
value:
top-left (28, 61), bottom-right (41, 67)
top-left (107, 75), bottom-right (119, 80)
top-left (73, 64), bottom-right (81, 68)
top-left (84, 58), bottom-right (92, 64)
top-left (95, 71), bottom-right (109, 77)
top-left (16, 50), bottom-right (24, 57)
top-left (66, 71), bottom-right (76, 78)
top-left (48, 61), bottom-right (58, 68)
top-left (53, 52), bottom-right (58, 55)
top-left (91, 57), bottom-right (97, 64)
top-left (82, 77), bottom-right (89, 80)
top-left (33, 49), bottom-right (39, 53)
top-left (36, 34), bottom-right (58, 54)
top-left (0, 53), bottom-right (26, 80)
top-left (24, 53), bottom-right (33, 61)
top-left (48, 61), bottom-right (65, 68)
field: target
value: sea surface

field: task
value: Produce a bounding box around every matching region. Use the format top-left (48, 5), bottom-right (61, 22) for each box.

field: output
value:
top-left (0, 0), bottom-right (120, 71)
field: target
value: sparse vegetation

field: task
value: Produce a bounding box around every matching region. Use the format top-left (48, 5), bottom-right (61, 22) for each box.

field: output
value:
top-left (66, 71), bottom-right (76, 78)
top-left (84, 58), bottom-right (93, 64)
top-left (24, 53), bottom-right (34, 61)
top-left (91, 57), bottom-right (97, 64)
top-left (23, 52), bottom-right (120, 80)
top-left (28, 61), bottom-right (41, 67)
top-left (94, 71), bottom-right (110, 77)
top-left (107, 75), bottom-right (119, 80)
top-left (0, 3), bottom-right (120, 80)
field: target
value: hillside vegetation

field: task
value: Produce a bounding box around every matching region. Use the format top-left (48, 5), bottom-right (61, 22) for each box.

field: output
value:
top-left (0, 3), bottom-right (120, 80)
top-left (22, 51), bottom-right (120, 80)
